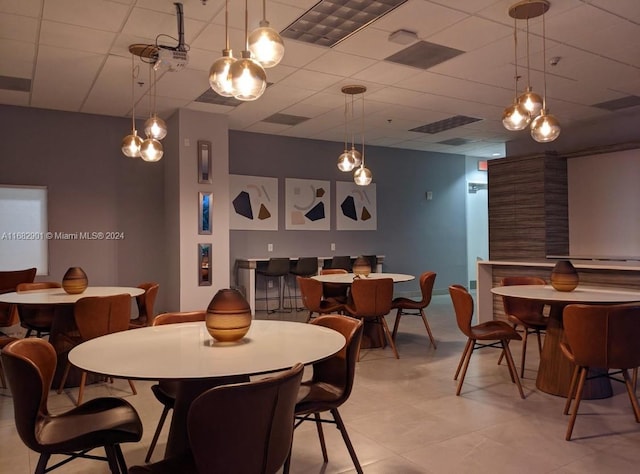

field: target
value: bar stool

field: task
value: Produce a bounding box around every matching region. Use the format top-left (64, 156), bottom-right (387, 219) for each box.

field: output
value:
top-left (290, 257), bottom-right (319, 311)
top-left (330, 256), bottom-right (352, 272)
top-left (257, 258), bottom-right (292, 313)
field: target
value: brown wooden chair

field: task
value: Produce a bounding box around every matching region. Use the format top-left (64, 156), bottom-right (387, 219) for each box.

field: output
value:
top-left (297, 276), bottom-right (345, 323)
top-left (499, 276), bottom-right (547, 377)
top-left (144, 310), bottom-right (206, 463)
top-left (16, 282), bottom-right (62, 338)
top-left (129, 363), bottom-right (304, 474)
top-left (129, 282), bottom-right (159, 329)
top-left (344, 277), bottom-right (398, 359)
top-left (561, 303), bottom-right (640, 440)
top-left (0, 335), bottom-right (18, 388)
top-left (257, 258), bottom-right (293, 313)
top-left (0, 267), bottom-right (36, 328)
top-left (2, 338), bottom-right (142, 474)
top-left (58, 294), bottom-right (137, 405)
top-left (284, 315), bottom-right (364, 474)
top-left (448, 284), bottom-right (525, 398)
top-left (391, 271), bottom-right (437, 349)
top-left (290, 257), bottom-right (319, 310)
top-left (319, 268), bottom-right (349, 304)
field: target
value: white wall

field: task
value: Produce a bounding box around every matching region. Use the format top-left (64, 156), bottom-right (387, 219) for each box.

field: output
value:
top-left (568, 149), bottom-right (640, 257)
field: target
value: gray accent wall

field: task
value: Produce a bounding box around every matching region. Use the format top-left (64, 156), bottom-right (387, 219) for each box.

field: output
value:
top-left (229, 131), bottom-right (468, 296)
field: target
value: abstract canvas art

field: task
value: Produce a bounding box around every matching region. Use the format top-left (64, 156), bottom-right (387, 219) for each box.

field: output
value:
top-left (336, 181), bottom-right (377, 230)
top-left (229, 175), bottom-right (278, 230)
top-left (285, 178), bottom-right (330, 230)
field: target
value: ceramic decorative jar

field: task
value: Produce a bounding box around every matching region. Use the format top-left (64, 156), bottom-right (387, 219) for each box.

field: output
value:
top-left (61, 267), bottom-right (88, 294)
top-left (206, 289), bottom-right (252, 342)
top-left (352, 256), bottom-right (371, 277)
top-left (550, 260), bottom-right (579, 292)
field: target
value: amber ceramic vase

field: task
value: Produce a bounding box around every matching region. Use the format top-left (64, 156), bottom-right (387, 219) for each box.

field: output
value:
top-left (352, 256), bottom-right (371, 277)
top-left (61, 267), bottom-right (88, 294)
top-left (206, 289), bottom-right (252, 342)
top-left (550, 260), bottom-right (578, 292)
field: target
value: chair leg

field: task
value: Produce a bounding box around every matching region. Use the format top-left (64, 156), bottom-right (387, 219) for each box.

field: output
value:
top-left (520, 328), bottom-right (529, 378)
top-left (115, 444), bottom-right (128, 473)
top-left (128, 379), bottom-right (137, 395)
top-left (313, 412), bottom-right (328, 462)
top-left (380, 316), bottom-right (399, 359)
top-left (145, 405), bottom-right (171, 463)
top-left (0, 363), bottom-right (6, 389)
top-left (622, 369), bottom-right (640, 423)
top-left (454, 338), bottom-right (472, 381)
top-left (104, 445), bottom-right (121, 473)
top-left (501, 340), bottom-right (525, 399)
top-left (35, 453), bottom-right (50, 474)
top-left (419, 309), bottom-right (437, 349)
top-left (456, 339), bottom-right (475, 396)
top-left (76, 370), bottom-right (88, 406)
top-left (566, 366), bottom-right (588, 440)
top-left (536, 329), bottom-right (544, 353)
top-left (633, 367), bottom-right (638, 392)
top-left (391, 308), bottom-right (402, 340)
top-left (564, 365), bottom-right (580, 415)
top-left (331, 408), bottom-right (363, 474)
top-left (57, 362), bottom-right (71, 394)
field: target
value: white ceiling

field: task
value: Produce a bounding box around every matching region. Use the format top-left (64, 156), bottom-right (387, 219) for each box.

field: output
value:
top-left (1, 0), bottom-right (639, 158)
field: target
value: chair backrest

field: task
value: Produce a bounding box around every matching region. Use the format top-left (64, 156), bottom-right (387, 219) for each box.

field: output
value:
top-left (0, 268), bottom-right (37, 326)
top-left (349, 278), bottom-right (393, 317)
top-left (297, 276), bottom-right (322, 312)
top-left (309, 315), bottom-right (363, 405)
top-left (264, 258), bottom-right (290, 276)
top-left (448, 284), bottom-right (474, 337)
top-left (74, 294), bottom-right (131, 341)
top-left (330, 256), bottom-right (352, 272)
top-left (294, 257), bottom-right (318, 276)
top-left (16, 282), bottom-right (62, 292)
top-left (152, 310), bottom-right (206, 326)
top-left (563, 303), bottom-right (640, 370)
top-left (1, 338), bottom-right (56, 451)
top-left (320, 269), bottom-right (348, 275)
top-left (136, 282), bottom-right (160, 325)
top-left (319, 269), bottom-right (349, 300)
top-left (500, 276), bottom-right (546, 318)
top-left (188, 363), bottom-right (304, 474)
top-left (417, 271), bottom-right (437, 307)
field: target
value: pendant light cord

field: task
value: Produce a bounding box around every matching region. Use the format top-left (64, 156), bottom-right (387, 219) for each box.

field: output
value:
top-left (148, 64), bottom-right (153, 119)
top-left (525, 17), bottom-right (531, 87)
top-left (350, 94), bottom-right (356, 150)
top-left (262, 0), bottom-right (267, 22)
top-left (244, 0), bottom-right (249, 50)
top-left (360, 92), bottom-right (365, 166)
top-left (224, 0), bottom-right (230, 50)
top-left (541, 10), bottom-right (547, 110)
top-left (343, 93), bottom-right (348, 150)
top-left (130, 54), bottom-right (136, 131)
top-left (513, 16), bottom-right (519, 99)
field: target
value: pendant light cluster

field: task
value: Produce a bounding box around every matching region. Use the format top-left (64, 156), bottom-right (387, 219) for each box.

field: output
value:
top-left (121, 53), bottom-right (167, 162)
top-left (337, 85), bottom-right (372, 186)
top-left (502, 0), bottom-right (560, 143)
top-left (209, 0), bottom-right (284, 101)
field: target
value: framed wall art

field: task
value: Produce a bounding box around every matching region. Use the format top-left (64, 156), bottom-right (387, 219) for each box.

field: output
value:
top-left (285, 178), bottom-right (330, 230)
top-left (198, 243), bottom-right (212, 286)
top-left (198, 191), bottom-right (212, 235)
top-left (229, 174), bottom-right (278, 231)
top-left (336, 181), bottom-right (377, 230)
top-left (197, 140), bottom-right (212, 184)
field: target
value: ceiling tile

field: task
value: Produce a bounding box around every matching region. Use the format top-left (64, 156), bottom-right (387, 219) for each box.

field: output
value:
top-left (40, 20), bottom-right (116, 54)
top-left (44, 0), bottom-right (130, 32)
top-left (0, 13), bottom-right (38, 43)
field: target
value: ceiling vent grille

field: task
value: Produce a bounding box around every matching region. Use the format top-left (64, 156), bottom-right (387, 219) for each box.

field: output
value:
top-left (262, 113), bottom-right (310, 126)
top-left (438, 138), bottom-right (473, 146)
top-left (195, 89), bottom-right (243, 107)
top-left (385, 41), bottom-right (464, 70)
top-left (0, 75), bottom-right (31, 92)
top-left (281, 0), bottom-right (408, 48)
top-left (592, 95), bottom-right (640, 111)
top-left (410, 115), bottom-right (482, 134)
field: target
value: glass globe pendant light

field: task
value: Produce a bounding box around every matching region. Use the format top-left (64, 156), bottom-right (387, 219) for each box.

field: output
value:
top-left (530, 6), bottom-right (560, 143)
top-left (121, 54), bottom-right (142, 158)
top-left (502, 16), bottom-right (531, 131)
top-left (516, 13), bottom-right (543, 117)
top-left (248, 0), bottom-right (284, 68)
top-left (209, 0), bottom-right (236, 97)
top-left (337, 93), bottom-right (355, 171)
top-left (140, 63), bottom-right (164, 162)
top-left (143, 67), bottom-right (167, 140)
top-left (351, 86), bottom-right (372, 186)
top-left (230, 0), bottom-right (267, 101)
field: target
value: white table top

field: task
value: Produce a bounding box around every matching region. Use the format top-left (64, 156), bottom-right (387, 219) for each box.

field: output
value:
top-left (312, 272), bottom-right (414, 284)
top-left (0, 286), bottom-right (144, 304)
top-left (491, 284), bottom-right (640, 304)
top-left (69, 320), bottom-right (346, 380)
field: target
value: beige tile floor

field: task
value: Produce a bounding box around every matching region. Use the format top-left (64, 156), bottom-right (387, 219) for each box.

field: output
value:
top-left (2, 294), bottom-right (640, 473)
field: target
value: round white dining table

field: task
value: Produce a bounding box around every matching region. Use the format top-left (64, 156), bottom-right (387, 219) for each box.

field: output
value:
top-left (312, 272), bottom-right (414, 284)
top-left (491, 284), bottom-right (640, 398)
top-left (69, 320), bottom-right (345, 458)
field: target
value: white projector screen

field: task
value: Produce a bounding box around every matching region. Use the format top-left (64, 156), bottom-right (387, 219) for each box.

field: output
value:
top-left (0, 185), bottom-right (48, 275)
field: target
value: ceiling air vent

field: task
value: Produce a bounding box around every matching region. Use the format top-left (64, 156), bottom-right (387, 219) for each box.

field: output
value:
top-left (410, 115), bottom-right (482, 134)
top-left (438, 138), bottom-right (473, 146)
top-left (195, 89), bottom-right (243, 107)
top-left (0, 75), bottom-right (31, 92)
top-left (281, 0), bottom-right (408, 48)
top-left (592, 95), bottom-right (640, 111)
top-left (263, 113), bottom-right (310, 126)
top-left (385, 41), bottom-right (464, 70)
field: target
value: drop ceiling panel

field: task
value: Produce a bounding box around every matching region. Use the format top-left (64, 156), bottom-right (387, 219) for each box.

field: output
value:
top-left (40, 21), bottom-right (116, 55)
top-left (121, 7), bottom-right (204, 45)
top-left (590, 0), bottom-right (640, 23)
top-left (278, 40), bottom-right (328, 69)
top-left (428, 16), bottom-right (511, 52)
top-left (333, 26), bottom-right (409, 60)
top-left (0, 13), bottom-right (38, 43)
top-left (43, 0), bottom-right (130, 32)
top-left (245, 121), bottom-right (292, 134)
top-left (1, 0), bottom-right (42, 17)
top-left (281, 101), bottom-right (334, 119)
top-left (279, 69), bottom-right (343, 91)
top-left (0, 89), bottom-right (29, 107)
top-left (372, 0), bottom-right (466, 36)
top-left (31, 45), bottom-right (104, 111)
top-left (304, 50), bottom-right (376, 77)
top-left (157, 68), bottom-right (209, 101)
top-left (82, 55), bottom-right (134, 116)
top-left (351, 61), bottom-right (422, 86)
top-left (0, 40), bottom-right (36, 78)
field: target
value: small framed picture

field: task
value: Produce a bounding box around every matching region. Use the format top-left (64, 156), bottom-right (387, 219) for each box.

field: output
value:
top-left (197, 140), bottom-right (212, 184)
top-left (198, 243), bottom-right (212, 286)
top-left (198, 192), bottom-right (212, 235)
